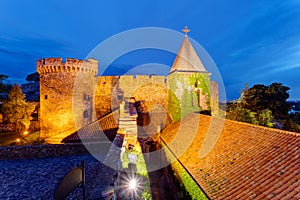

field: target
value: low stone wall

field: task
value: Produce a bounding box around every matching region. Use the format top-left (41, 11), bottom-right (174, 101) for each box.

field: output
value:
top-left (0, 143), bottom-right (110, 160)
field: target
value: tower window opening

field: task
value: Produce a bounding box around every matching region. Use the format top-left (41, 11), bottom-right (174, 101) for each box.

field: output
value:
top-left (195, 80), bottom-right (200, 88)
top-left (83, 110), bottom-right (88, 118)
top-left (45, 95), bottom-right (48, 100)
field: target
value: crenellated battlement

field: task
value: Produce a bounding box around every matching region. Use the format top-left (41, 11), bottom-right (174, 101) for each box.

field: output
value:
top-left (37, 58), bottom-right (98, 75)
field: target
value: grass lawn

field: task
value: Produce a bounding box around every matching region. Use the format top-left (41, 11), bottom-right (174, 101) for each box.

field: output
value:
top-left (0, 131), bottom-right (40, 146)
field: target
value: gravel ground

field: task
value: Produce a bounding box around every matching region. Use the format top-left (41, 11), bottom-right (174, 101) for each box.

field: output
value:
top-left (0, 154), bottom-right (115, 200)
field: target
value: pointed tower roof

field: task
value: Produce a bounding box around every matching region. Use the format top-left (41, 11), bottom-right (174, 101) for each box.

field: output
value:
top-left (169, 26), bottom-right (208, 74)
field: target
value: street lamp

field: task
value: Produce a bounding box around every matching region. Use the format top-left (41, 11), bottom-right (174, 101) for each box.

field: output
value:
top-left (129, 178), bottom-right (137, 190)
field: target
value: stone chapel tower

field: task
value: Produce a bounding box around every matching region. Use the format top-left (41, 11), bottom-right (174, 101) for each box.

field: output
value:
top-left (168, 26), bottom-right (213, 121)
top-left (37, 58), bottom-right (98, 142)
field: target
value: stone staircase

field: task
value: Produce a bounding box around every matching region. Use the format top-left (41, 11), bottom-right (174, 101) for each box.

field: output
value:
top-left (45, 110), bottom-right (119, 144)
top-left (44, 98), bottom-right (138, 145)
top-left (44, 128), bottom-right (76, 144)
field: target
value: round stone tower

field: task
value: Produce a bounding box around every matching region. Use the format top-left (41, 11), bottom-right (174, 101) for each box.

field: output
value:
top-left (37, 58), bottom-right (98, 143)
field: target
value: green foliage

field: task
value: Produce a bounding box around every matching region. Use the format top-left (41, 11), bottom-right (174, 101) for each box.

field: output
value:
top-left (258, 109), bottom-right (275, 127)
top-left (162, 142), bottom-right (208, 200)
top-left (168, 73), bottom-right (211, 122)
top-left (227, 103), bottom-right (258, 125)
top-left (227, 103), bottom-right (275, 127)
top-left (168, 90), bottom-right (181, 122)
top-left (121, 145), bottom-right (152, 199)
top-left (242, 83), bottom-right (290, 119)
top-left (25, 72), bottom-right (40, 83)
top-left (172, 161), bottom-right (207, 199)
top-left (227, 83), bottom-right (290, 127)
top-left (187, 73), bottom-right (210, 96)
top-left (122, 146), bottom-right (148, 177)
top-left (141, 191), bottom-right (152, 200)
top-left (2, 83), bottom-right (35, 134)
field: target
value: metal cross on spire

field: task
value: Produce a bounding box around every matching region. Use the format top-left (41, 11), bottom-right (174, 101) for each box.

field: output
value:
top-left (182, 25), bottom-right (190, 37)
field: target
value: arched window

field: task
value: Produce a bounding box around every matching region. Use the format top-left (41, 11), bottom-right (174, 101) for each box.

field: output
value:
top-left (194, 80), bottom-right (200, 88)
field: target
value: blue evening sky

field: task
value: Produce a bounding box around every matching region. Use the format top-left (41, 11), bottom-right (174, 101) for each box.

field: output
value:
top-left (0, 0), bottom-right (299, 100)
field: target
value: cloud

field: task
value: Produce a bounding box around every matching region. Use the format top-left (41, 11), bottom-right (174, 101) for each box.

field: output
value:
top-left (0, 34), bottom-right (73, 83)
top-left (0, 35), bottom-right (71, 58)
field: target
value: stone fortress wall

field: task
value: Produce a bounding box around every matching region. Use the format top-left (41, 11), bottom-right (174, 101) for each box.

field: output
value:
top-left (210, 81), bottom-right (219, 116)
top-left (118, 75), bottom-right (168, 112)
top-left (37, 58), bottom-right (218, 142)
top-left (94, 75), bottom-right (169, 125)
top-left (37, 58), bottom-right (98, 141)
top-left (94, 76), bottom-right (119, 118)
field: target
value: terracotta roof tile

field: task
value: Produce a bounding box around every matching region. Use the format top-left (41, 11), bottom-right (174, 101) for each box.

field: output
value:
top-left (161, 114), bottom-right (300, 199)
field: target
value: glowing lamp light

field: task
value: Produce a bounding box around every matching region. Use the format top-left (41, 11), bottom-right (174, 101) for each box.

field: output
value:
top-left (129, 178), bottom-right (137, 190)
top-left (23, 131), bottom-right (28, 135)
top-left (16, 138), bottom-right (21, 143)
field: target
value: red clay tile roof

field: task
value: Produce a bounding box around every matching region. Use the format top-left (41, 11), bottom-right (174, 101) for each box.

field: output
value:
top-left (161, 114), bottom-right (300, 199)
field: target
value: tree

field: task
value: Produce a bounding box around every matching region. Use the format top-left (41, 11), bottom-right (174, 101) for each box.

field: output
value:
top-left (284, 118), bottom-right (300, 133)
top-left (25, 72), bottom-right (39, 83)
top-left (266, 83), bottom-right (290, 118)
top-left (227, 102), bottom-right (258, 125)
top-left (257, 109), bottom-right (274, 127)
top-left (242, 83), bottom-right (290, 119)
top-left (290, 112), bottom-right (300, 125)
top-left (241, 84), bottom-right (267, 112)
top-left (0, 74), bottom-right (11, 93)
top-left (2, 83), bottom-right (35, 134)
top-left (227, 83), bottom-right (291, 128)
top-left (0, 74), bottom-right (8, 82)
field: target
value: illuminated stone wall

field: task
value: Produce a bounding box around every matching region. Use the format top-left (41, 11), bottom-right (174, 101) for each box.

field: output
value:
top-left (94, 75), bottom-right (168, 119)
top-left (94, 76), bottom-right (119, 119)
top-left (37, 58), bottom-right (98, 140)
top-left (37, 58), bottom-right (218, 142)
top-left (210, 81), bottom-right (219, 116)
top-left (167, 72), bottom-right (212, 121)
top-left (119, 75), bottom-right (168, 112)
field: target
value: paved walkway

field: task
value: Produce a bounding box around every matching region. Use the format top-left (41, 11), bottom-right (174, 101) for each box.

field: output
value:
top-left (0, 154), bottom-right (115, 199)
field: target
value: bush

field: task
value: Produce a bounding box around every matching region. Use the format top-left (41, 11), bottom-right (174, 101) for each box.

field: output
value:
top-left (161, 142), bottom-right (208, 200)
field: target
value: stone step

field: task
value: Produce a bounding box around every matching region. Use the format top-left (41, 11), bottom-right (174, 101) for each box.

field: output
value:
top-left (45, 132), bottom-right (73, 144)
top-left (45, 138), bottom-right (62, 144)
